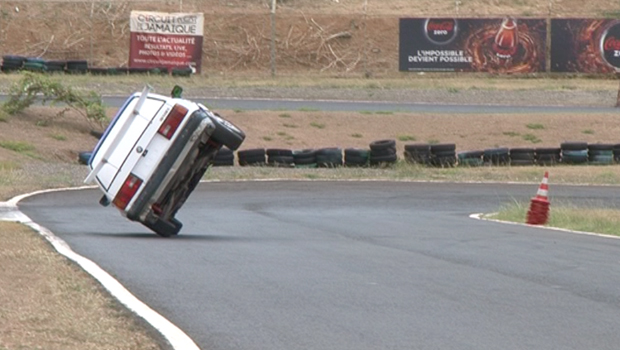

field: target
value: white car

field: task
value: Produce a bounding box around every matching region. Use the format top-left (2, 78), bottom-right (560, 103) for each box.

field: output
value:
top-left (84, 86), bottom-right (245, 237)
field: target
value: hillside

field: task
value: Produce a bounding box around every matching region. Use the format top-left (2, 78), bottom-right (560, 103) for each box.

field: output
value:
top-left (0, 0), bottom-right (618, 76)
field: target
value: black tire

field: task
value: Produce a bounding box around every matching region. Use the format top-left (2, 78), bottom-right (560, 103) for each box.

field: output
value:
top-left (78, 151), bottom-right (92, 165)
top-left (316, 148), bottom-right (343, 167)
top-left (433, 150), bottom-right (457, 158)
top-left (430, 143), bottom-right (456, 153)
top-left (266, 148), bottom-right (294, 157)
top-left (268, 155), bottom-right (295, 166)
top-left (370, 147), bottom-right (397, 157)
top-left (344, 148), bottom-right (369, 158)
top-left (431, 155), bottom-right (456, 167)
top-left (213, 159), bottom-right (234, 166)
top-left (404, 143), bottom-right (431, 153)
top-left (560, 142), bottom-right (588, 151)
top-left (293, 149), bottom-right (316, 164)
top-left (239, 156), bottom-right (266, 166)
top-left (587, 143), bottom-right (614, 151)
top-left (369, 153), bottom-right (397, 165)
top-left (238, 148), bottom-right (265, 158)
top-left (510, 153), bottom-right (535, 161)
top-left (344, 156), bottom-right (369, 167)
top-left (209, 113), bottom-right (245, 150)
top-left (457, 150), bottom-right (484, 159)
top-left (143, 216), bottom-right (182, 237)
top-left (89, 130), bottom-right (104, 139)
top-left (369, 139), bottom-right (396, 151)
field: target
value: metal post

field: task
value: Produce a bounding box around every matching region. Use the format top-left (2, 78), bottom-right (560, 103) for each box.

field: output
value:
top-left (270, 0), bottom-right (276, 77)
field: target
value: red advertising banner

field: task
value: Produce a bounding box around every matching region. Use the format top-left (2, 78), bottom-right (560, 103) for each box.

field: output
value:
top-left (399, 18), bottom-right (547, 73)
top-left (551, 19), bottom-right (620, 73)
top-left (129, 11), bottom-right (204, 73)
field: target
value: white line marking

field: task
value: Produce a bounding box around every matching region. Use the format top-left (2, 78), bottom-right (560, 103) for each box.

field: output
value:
top-left (0, 186), bottom-right (200, 350)
top-left (470, 212), bottom-right (620, 240)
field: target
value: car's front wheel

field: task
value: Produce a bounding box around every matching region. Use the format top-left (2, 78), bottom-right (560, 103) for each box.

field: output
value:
top-left (209, 112), bottom-right (245, 150)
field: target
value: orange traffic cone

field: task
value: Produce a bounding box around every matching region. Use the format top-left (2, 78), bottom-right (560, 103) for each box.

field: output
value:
top-left (526, 171), bottom-right (550, 225)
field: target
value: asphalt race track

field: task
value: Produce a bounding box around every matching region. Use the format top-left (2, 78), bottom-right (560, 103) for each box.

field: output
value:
top-left (17, 181), bottom-right (620, 350)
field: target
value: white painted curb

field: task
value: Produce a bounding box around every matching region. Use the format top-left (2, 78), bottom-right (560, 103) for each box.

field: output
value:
top-left (0, 186), bottom-right (200, 350)
top-left (470, 212), bottom-right (620, 240)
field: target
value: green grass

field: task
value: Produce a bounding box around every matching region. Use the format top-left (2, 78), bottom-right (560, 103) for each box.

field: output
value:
top-left (282, 123), bottom-right (298, 128)
top-left (427, 139), bottom-right (440, 145)
top-left (522, 133), bottom-right (542, 143)
top-left (0, 141), bottom-right (37, 157)
top-left (375, 111), bottom-right (394, 115)
top-left (350, 133), bottom-right (363, 138)
top-left (398, 135), bottom-right (417, 141)
top-left (582, 129), bottom-right (595, 135)
top-left (278, 113), bottom-right (292, 118)
top-left (503, 131), bottom-right (520, 137)
top-left (310, 122), bottom-right (326, 129)
top-left (359, 111), bottom-right (373, 115)
top-left (490, 200), bottom-right (620, 236)
top-left (526, 123), bottom-right (545, 130)
top-left (447, 87), bottom-right (460, 93)
top-left (262, 136), bottom-right (273, 141)
top-left (298, 107), bottom-right (319, 112)
top-left (50, 133), bottom-right (67, 141)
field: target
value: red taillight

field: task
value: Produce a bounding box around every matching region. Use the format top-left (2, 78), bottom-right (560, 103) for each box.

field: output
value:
top-left (158, 104), bottom-right (188, 139)
top-left (113, 174), bottom-right (143, 210)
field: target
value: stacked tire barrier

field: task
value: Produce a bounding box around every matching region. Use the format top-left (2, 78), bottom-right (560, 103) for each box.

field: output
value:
top-left (430, 143), bottom-right (456, 167)
top-left (369, 140), bottom-right (397, 166)
top-left (1, 55), bottom-right (187, 76)
top-left (209, 140), bottom-right (620, 170)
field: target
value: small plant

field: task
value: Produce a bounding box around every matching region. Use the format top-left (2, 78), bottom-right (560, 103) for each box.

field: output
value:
top-left (50, 134), bottom-right (67, 141)
top-left (0, 141), bottom-right (38, 158)
top-left (522, 133), bottom-right (542, 143)
top-left (233, 108), bottom-right (245, 113)
top-left (310, 122), bottom-right (326, 129)
top-left (2, 72), bottom-right (107, 128)
top-left (582, 129), bottom-right (595, 135)
top-left (359, 111), bottom-right (373, 115)
top-left (503, 131), bottom-right (520, 137)
top-left (282, 123), bottom-right (298, 128)
top-left (375, 111), bottom-right (393, 115)
top-left (278, 113), bottom-right (292, 118)
top-left (526, 123), bottom-right (545, 130)
top-left (298, 107), bottom-right (319, 112)
top-left (262, 136), bottom-right (273, 141)
top-left (350, 133), bottom-right (363, 138)
top-left (427, 139), bottom-right (440, 145)
top-left (447, 87), bottom-right (460, 93)
top-left (398, 135), bottom-right (417, 141)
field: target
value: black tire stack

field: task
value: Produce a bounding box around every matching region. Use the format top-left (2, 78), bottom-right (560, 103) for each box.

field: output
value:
top-left (2, 55), bottom-right (25, 72)
top-left (561, 142), bottom-right (588, 164)
top-left (213, 147), bottom-right (234, 166)
top-left (457, 150), bottom-right (484, 167)
top-left (535, 147), bottom-right (562, 165)
top-left (316, 147), bottom-right (343, 168)
top-left (66, 60), bottom-right (88, 74)
top-left (430, 143), bottom-right (456, 167)
top-left (267, 148), bottom-right (295, 167)
top-left (23, 57), bottom-right (46, 72)
top-left (237, 148), bottom-right (266, 166)
top-left (45, 60), bottom-right (66, 73)
top-left (509, 148), bottom-right (535, 166)
top-left (293, 149), bottom-right (317, 168)
top-left (403, 144), bottom-right (432, 165)
top-left (588, 143), bottom-right (614, 165)
top-left (614, 144), bottom-right (620, 164)
top-left (484, 147), bottom-right (510, 166)
top-left (369, 139), bottom-right (397, 166)
top-left (344, 148), bottom-right (370, 167)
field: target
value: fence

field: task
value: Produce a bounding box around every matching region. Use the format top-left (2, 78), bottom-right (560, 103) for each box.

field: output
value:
top-left (0, 0), bottom-right (618, 76)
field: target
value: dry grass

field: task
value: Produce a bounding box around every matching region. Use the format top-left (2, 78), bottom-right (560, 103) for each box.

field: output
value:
top-left (0, 222), bottom-right (163, 350)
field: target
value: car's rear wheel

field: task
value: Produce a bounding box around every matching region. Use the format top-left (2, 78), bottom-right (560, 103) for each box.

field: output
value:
top-left (144, 215), bottom-right (182, 237)
top-left (209, 113), bottom-right (245, 150)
